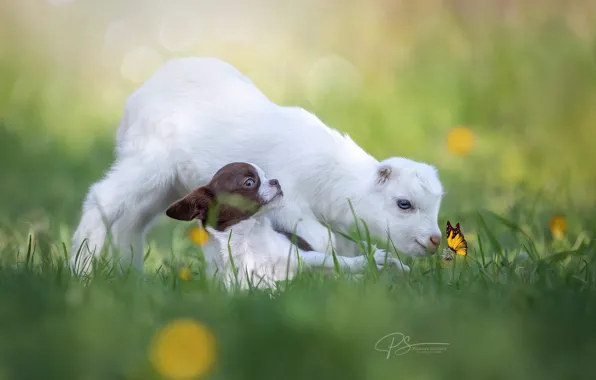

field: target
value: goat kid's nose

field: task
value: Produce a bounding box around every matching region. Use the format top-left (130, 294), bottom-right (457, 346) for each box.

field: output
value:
top-left (429, 235), bottom-right (441, 247)
top-left (269, 179), bottom-right (280, 188)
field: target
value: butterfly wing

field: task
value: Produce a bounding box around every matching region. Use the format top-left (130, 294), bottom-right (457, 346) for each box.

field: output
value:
top-left (446, 221), bottom-right (468, 256)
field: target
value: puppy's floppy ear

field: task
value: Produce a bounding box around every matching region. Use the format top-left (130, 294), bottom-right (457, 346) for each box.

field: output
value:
top-left (376, 164), bottom-right (393, 185)
top-left (166, 187), bottom-right (214, 222)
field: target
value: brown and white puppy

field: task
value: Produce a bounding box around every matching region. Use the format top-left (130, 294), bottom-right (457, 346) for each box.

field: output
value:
top-left (166, 162), bottom-right (407, 289)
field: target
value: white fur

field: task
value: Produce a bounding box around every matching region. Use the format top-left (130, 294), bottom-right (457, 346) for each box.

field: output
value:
top-left (201, 164), bottom-right (408, 289)
top-left (70, 56), bottom-right (444, 275)
top-left (203, 216), bottom-right (408, 290)
top-left (252, 163), bottom-right (281, 203)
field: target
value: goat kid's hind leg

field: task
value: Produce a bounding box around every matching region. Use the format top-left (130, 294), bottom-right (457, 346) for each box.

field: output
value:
top-left (112, 181), bottom-right (182, 274)
top-left (70, 156), bottom-right (178, 275)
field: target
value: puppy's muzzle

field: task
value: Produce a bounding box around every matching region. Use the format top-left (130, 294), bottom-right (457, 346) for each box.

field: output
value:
top-left (269, 179), bottom-right (283, 197)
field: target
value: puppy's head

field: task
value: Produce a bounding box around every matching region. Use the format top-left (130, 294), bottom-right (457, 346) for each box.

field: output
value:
top-left (166, 162), bottom-right (283, 231)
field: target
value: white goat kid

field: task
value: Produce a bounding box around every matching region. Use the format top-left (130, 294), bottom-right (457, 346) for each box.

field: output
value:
top-left (70, 57), bottom-right (444, 275)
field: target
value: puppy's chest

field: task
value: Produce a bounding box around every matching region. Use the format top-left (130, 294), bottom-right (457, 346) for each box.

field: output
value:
top-left (231, 231), bottom-right (291, 266)
top-left (206, 228), bottom-right (299, 286)
top-left (243, 231), bottom-right (279, 261)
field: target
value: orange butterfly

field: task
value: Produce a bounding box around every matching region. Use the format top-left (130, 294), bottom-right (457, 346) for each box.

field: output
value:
top-left (443, 221), bottom-right (467, 260)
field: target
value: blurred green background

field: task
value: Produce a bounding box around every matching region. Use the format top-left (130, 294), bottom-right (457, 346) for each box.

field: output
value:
top-left (1, 0), bottom-right (596, 379)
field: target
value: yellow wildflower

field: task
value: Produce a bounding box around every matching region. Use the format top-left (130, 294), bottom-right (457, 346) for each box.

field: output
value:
top-left (189, 226), bottom-right (209, 246)
top-left (447, 127), bottom-right (475, 156)
top-left (178, 267), bottom-right (193, 281)
top-left (549, 216), bottom-right (568, 239)
top-left (149, 319), bottom-right (217, 380)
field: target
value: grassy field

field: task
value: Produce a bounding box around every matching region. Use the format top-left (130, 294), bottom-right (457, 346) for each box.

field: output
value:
top-left (1, 0), bottom-right (596, 379)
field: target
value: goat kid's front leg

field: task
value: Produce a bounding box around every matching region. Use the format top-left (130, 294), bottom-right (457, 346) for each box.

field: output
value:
top-left (323, 228), bottom-right (411, 273)
top-left (297, 249), bottom-right (409, 273)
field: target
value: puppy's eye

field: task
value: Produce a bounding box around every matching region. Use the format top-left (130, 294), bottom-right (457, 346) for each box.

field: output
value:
top-left (244, 178), bottom-right (255, 187)
top-left (397, 199), bottom-right (412, 210)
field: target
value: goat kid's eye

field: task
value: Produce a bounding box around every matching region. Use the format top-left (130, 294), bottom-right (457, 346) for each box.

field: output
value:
top-left (397, 199), bottom-right (412, 210)
top-left (244, 178), bottom-right (255, 187)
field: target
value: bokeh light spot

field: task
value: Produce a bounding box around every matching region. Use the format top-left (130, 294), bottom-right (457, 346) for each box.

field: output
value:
top-left (159, 14), bottom-right (201, 52)
top-left (101, 21), bottom-right (137, 68)
top-left (306, 54), bottom-right (362, 105)
top-left (120, 46), bottom-right (164, 83)
top-left (47, 0), bottom-right (77, 5)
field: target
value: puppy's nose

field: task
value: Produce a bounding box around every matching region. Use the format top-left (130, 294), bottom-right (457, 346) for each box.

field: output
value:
top-left (429, 235), bottom-right (441, 247)
top-left (269, 179), bottom-right (280, 188)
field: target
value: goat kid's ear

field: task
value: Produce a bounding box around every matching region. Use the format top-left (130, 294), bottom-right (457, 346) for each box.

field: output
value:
top-left (165, 187), bottom-right (214, 222)
top-left (376, 164), bottom-right (393, 185)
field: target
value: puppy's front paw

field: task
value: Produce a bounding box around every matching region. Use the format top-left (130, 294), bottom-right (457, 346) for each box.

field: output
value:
top-left (372, 249), bottom-right (410, 272)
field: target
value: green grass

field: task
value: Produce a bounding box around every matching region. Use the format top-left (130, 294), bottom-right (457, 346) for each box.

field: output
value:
top-left (2, 1), bottom-right (596, 379)
top-left (1, 227), bottom-right (596, 380)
